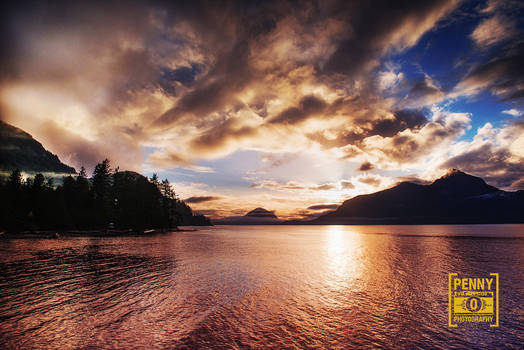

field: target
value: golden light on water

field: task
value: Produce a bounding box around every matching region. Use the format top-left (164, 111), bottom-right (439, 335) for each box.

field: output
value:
top-left (324, 226), bottom-right (363, 291)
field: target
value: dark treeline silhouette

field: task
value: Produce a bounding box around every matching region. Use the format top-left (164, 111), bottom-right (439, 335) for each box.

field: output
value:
top-left (0, 159), bottom-right (211, 233)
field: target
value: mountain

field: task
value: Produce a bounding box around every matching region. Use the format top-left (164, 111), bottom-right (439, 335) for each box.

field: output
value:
top-left (309, 169), bottom-right (524, 224)
top-left (245, 208), bottom-right (278, 218)
top-left (214, 207), bottom-right (281, 225)
top-left (0, 120), bottom-right (76, 174)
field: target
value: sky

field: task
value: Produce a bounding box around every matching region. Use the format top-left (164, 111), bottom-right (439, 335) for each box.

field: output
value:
top-left (0, 0), bottom-right (523, 220)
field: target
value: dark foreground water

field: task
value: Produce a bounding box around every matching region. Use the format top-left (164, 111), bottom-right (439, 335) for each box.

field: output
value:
top-left (0, 225), bottom-right (523, 349)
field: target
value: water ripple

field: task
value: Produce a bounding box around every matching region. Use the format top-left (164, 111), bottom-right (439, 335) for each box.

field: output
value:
top-left (0, 225), bottom-right (523, 349)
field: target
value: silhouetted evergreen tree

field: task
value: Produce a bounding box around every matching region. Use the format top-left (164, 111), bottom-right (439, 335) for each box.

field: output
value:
top-left (62, 172), bottom-right (92, 229)
top-left (2, 169), bottom-right (26, 231)
top-left (75, 166), bottom-right (93, 227)
top-left (150, 173), bottom-right (159, 188)
top-left (91, 159), bottom-right (113, 226)
top-left (7, 168), bottom-right (22, 189)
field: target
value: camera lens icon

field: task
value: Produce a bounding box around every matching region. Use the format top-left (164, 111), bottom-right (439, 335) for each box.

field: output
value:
top-left (465, 296), bottom-right (483, 313)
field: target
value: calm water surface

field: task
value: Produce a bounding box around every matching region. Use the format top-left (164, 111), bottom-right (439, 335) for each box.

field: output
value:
top-left (0, 225), bottom-right (523, 349)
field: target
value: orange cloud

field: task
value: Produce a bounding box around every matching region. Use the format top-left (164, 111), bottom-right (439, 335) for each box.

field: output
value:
top-left (471, 15), bottom-right (515, 48)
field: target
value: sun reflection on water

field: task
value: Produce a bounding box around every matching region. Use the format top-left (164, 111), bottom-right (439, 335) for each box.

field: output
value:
top-left (324, 226), bottom-right (363, 291)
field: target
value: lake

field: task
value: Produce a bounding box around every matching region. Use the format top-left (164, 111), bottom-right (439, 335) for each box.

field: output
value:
top-left (0, 225), bottom-right (523, 349)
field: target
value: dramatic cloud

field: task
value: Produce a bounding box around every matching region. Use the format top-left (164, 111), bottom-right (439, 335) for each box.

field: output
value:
top-left (313, 183), bottom-right (336, 191)
top-left (321, 0), bottom-right (459, 75)
top-left (378, 64), bottom-right (404, 90)
top-left (358, 175), bottom-right (382, 187)
top-left (454, 1), bottom-right (523, 103)
top-left (0, 0), bottom-right (463, 172)
top-left (358, 161), bottom-right (374, 171)
top-left (453, 45), bottom-right (524, 102)
top-left (307, 204), bottom-right (339, 210)
top-left (340, 180), bottom-right (355, 189)
top-left (366, 109), bottom-right (429, 139)
top-left (148, 150), bottom-right (214, 173)
top-left (269, 95), bottom-right (327, 125)
top-left (250, 180), bottom-right (340, 192)
top-left (403, 76), bottom-right (445, 108)
top-left (184, 196), bottom-right (221, 204)
top-left (250, 181), bottom-right (305, 191)
top-left (471, 15), bottom-right (515, 48)
top-left (357, 111), bottom-right (471, 167)
top-left (440, 143), bottom-right (524, 189)
top-left (438, 121), bottom-right (524, 189)
top-left (1, 0), bottom-right (522, 217)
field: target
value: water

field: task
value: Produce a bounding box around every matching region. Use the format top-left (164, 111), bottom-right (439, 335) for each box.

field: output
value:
top-left (0, 225), bottom-right (523, 349)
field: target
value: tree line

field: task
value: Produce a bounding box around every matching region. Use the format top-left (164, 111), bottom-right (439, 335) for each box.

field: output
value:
top-left (0, 159), bottom-right (210, 233)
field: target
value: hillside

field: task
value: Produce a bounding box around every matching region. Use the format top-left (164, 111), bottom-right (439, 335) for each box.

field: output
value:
top-left (0, 120), bottom-right (75, 174)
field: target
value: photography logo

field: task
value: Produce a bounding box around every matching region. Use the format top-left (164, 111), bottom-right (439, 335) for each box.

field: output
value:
top-left (448, 273), bottom-right (499, 327)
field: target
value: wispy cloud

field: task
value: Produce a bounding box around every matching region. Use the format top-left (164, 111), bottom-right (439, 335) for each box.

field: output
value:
top-left (307, 204), bottom-right (339, 210)
top-left (502, 109), bottom-right (523, 117)
top-left (470, 15), bottom-right (516, 48)
top-left (184, 196), bottom-right (221, 204)
top-left (358, 161), bottom-right (374, 171)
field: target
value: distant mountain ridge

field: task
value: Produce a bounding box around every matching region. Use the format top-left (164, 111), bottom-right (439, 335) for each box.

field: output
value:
top-left (214, 207), bottom-right (281, 225)
top-left (0, 120), bottom-right (76, 174)
top-left (309, 169), bottom-right (524, 224)
top-left (246, 208), bottom-right (277, 218)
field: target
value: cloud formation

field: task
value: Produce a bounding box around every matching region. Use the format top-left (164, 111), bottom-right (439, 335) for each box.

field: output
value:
top-left (184, 196), bottom-right (221, 204)
top-left (1, 0), bottom-right (523, 217)
top-left (358, 175), bottom-right (382, 187)
top-left (0, 0), bottom-right (464, 172)
top-left (358, 161), bottom-right (374, 171)
top-left (453, 45), bottom-right (524, 102)
top-left (307, 204), bottom-right (339, 210)
top-left (438, 120), bottom-right (524, 189)
top-left (471, 15), bottom-right (515, 48)
top-left (502, 109), bottom-right (522, 117)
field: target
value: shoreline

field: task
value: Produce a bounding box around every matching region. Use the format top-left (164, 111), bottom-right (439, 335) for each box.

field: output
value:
top-left (0, 228), bottom-right (198, 239)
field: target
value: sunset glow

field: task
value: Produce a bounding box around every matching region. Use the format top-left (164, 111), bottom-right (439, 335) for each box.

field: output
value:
top-left (1, 0), bottom-right (523, 219)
